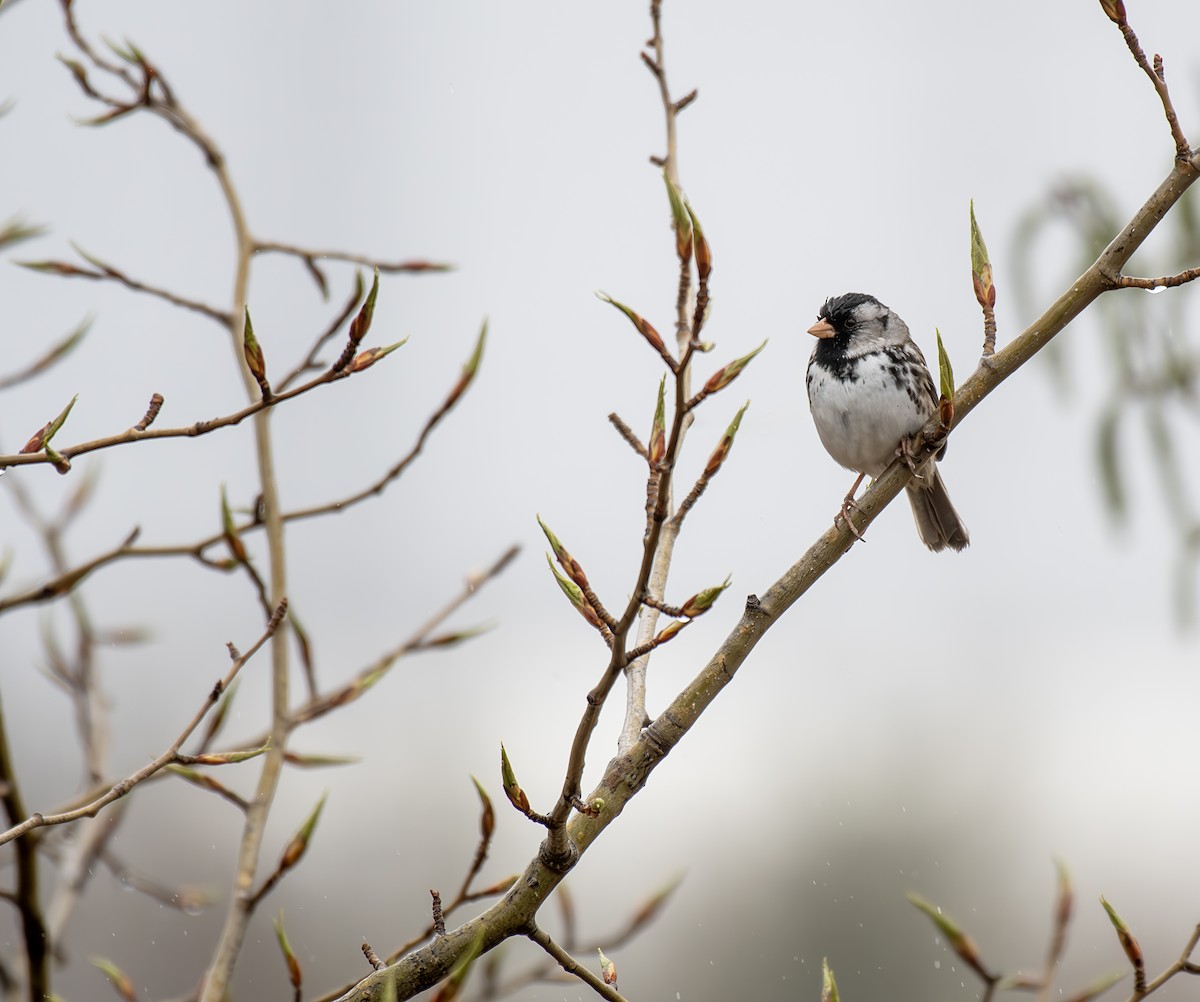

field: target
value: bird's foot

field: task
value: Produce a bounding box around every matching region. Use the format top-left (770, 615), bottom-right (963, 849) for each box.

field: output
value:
top-left (835, 473), bottom-right (867, 541)
top-left (897, 436), bottom-right (925, 482)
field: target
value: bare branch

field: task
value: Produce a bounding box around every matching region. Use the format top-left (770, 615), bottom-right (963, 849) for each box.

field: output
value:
top-left (0, 354), bottom-right (382, 472)
top-left (17, 248), bottom-right (232, 326)
top-left (607, 413), bottom-right (648, 459)
top-left (526, 922), bottom-right (630, 1002)
top-left (0, 316), bottom-right (90, 391)
top-left (1104, 5), bottom-right (1192, 160)
top-left (0, 599), bottom-right (287, 848)
top-left (253, 240), bottom-right (453, 275)
top-left (277, 272), bottom-right (366, 391)
top-left (1115, 266), bottom-right (1200, 290)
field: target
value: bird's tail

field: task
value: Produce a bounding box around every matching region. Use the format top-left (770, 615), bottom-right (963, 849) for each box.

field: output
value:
top-left (906, 466), bottom-right (970, 552)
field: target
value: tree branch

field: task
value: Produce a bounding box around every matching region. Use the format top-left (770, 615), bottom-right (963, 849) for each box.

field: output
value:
top-left (526, 922), bottom-right (629, 1002)
top-left (0, 600), bottom-right (286, 848)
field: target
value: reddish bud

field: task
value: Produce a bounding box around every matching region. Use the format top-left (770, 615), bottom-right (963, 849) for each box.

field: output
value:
top-left (597, 292), bottom-right (669, 356)
top-left (703, 342), bottom-right (766, 396)
top-left (685, 203), bottom-right (712, 281)
top-left (347, 268), bottom-right (380, 349)
top-left (279, 791), bottom-right (328, 871)
top-left (471, 775), bottom-right (496, 842)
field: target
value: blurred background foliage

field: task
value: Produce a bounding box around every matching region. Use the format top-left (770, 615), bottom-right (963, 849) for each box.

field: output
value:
top-left (1013, 180), bottom-right (1200, 623)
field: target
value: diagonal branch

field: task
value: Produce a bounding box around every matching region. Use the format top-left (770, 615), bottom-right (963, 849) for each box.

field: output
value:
top-left (328, 144), bottom-right (1200, 1002)
top-left (0, 600), bottom-right (286, 849)
top-left (526, 922), bottom-right (629, 1002)
top-left (17, 250), bottom-right (232, 326)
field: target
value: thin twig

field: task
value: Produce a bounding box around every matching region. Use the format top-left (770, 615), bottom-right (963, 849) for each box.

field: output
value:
top-left (0, 355), bottom-right (371, 471)
top-left (1111, 14), bottom-right (1191, 160)
top-left (526, 921), bottom-right (629, 1002)
top-left (17, 249), bottom-right (232, 326)
top-left (0, 317), bottom-right (90, 391)
top-left (277, 273), bottom-right (366, 391)
top-left (1116, 267), bottom-right (1200, 290)
top-left (97, 846), bottom-right (211, 914)
top-left (253, 240), bottom-right (453, 274)
top-left (278, 335), bottom-right (484, 522)
top-left (607, 413), bottom-right (648, 459)
top-left (0, 599), bottom-right (287, 847)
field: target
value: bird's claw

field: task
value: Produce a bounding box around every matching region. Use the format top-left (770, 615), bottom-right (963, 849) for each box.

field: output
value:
top-left (836, 493), bottom-right (866, 541)
top-left (897, 436), bottom-right (925, 482)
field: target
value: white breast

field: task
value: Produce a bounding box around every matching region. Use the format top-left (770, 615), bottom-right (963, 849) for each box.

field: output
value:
top-left (807, 352), bottom-right (930, 477)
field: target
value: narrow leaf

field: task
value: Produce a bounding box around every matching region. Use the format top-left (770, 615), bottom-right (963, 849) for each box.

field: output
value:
top-left (908, 893), bottom-right (990, 979)
top-left (703, 401), bottom-right (750, 477)
top-left (680, 575), bottom-right (732, 617)
top-left (349, 337), bottom-right (408, 373)
top-left (279, 791), bottom-right (328, 870)
top-left (703, 341), bottom-right (766, 395)
top-left (970, 200), bottom-right (996, 309)
top-left (187, 741), bottom-right (270, 765)
top-left (1100, 896), bottom-right (1144, 972)
top-left (347, 268), bottom-right (380, 349)
top-left (649, 376), bottom-right (667, 466)
top-left (471, 775), bottom-right (496, 842)
top-left (662, 169), bottom-right (693, 261)
top-left (821, 958), bottom-right (840, 1002)
top-left (499, 743), bottom-right (531, 814)
top-left (1065, 970), bottom-right (1127, 1002)
top-left (274, 911), bottom-right (303, 989)
top-left (220, 485), bottom-right (248, 564)
top-left (935, 329), bottom-right (955, 400)
top-left (91, 957), bottom-right (136, 1002)
top-left (684, 202), bottom-right (712, 279)
top-left (596, 291), bottom-right (667, 355)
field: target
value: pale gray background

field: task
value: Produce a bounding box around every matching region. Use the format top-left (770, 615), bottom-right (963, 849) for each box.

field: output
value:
top-left (2, 1), bottom-right (1198, 1000)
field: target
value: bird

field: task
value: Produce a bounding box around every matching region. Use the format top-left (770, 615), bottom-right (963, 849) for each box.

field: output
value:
top-left (805, 292), bottom-right (969, 552)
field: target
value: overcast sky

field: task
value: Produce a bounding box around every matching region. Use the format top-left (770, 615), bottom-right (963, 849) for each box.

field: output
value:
top-left (3, 2), bottom-right (1199, 1000)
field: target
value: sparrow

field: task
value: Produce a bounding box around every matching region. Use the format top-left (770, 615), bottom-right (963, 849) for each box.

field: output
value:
top-left (805, 292), bottom-right (969, 552)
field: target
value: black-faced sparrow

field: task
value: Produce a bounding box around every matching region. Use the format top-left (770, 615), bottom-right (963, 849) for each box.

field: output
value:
top-left (805, 292), bottom-right (969, 552)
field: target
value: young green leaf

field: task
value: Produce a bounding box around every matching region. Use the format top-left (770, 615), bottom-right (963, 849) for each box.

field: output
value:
top-left (1100, 896), bottom-right (1144, 976)
top-left (935, 329), bottom-right (955, 401)
top-left (596, 291), bottom-right (668, 355)
top-left (471, 775), bottom-right (496, 842)
top-left (279, 791), bottom-right (328, 871)
top-left (663, 170), bottom-right (693, 262)
top-left (821, 958), bottom-right (840, 1002)
top-left (703, 341), bottom-right (766, 395)
top-left (703, 401), bottom-right (749, 477)
top-left (908, 893), bottom-right (991, 981)
top-left (499, 743), bottom-right (531, 814)
top-left (347, 268), bottom-right (380, 349)
top-left (649, 376), bottom-right (667, 466)
top-left (684, 202), bottom-right (712, 280)
top-left (273, 910), bottom-right (303, 990)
